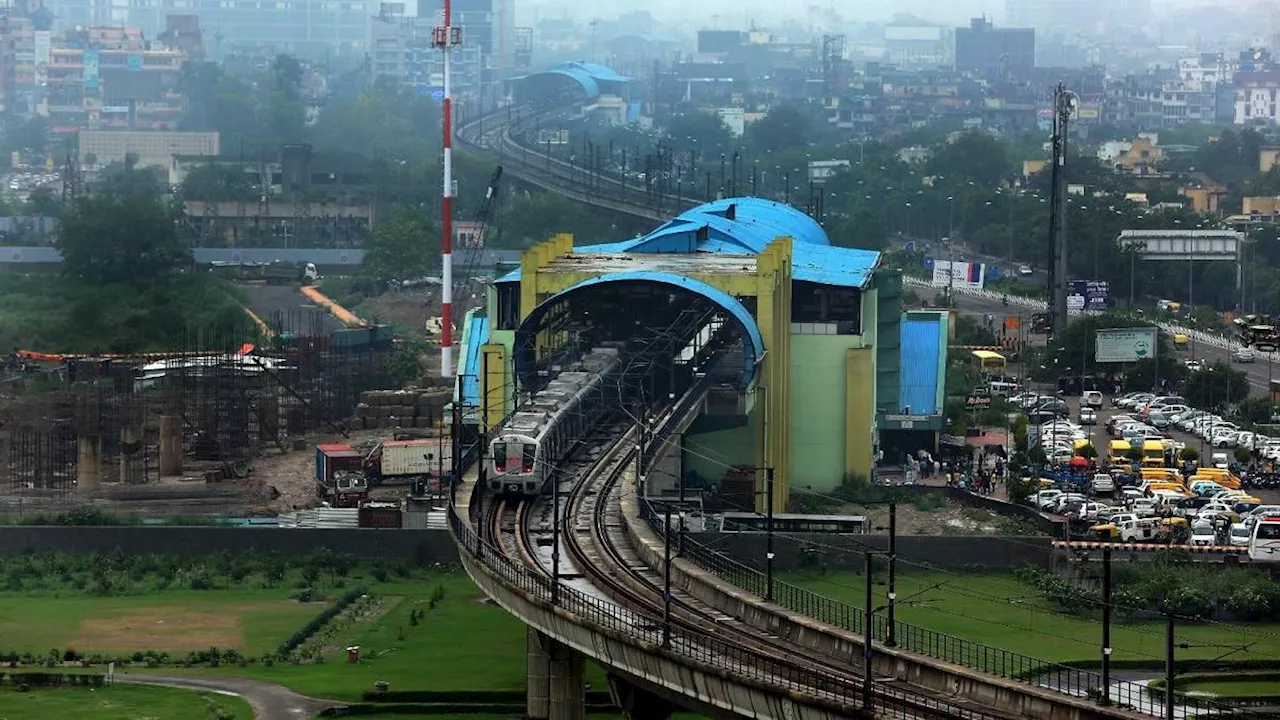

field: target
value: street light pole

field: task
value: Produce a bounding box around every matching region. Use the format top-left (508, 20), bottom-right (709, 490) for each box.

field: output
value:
top-left (1165, 611), bottom-right (1175, 720)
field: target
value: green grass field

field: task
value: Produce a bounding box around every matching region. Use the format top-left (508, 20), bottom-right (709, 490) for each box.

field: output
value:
top-left (1180, 679), bottom-right (1280, 697)
top-left (149, 572), bottom-right (604, 701)
top-left (0, 590), bottom-right (322, 656)
top-left (0, 683), bottom-right (252, 719)
top-left (784, 570), bottom-right (1280, 665)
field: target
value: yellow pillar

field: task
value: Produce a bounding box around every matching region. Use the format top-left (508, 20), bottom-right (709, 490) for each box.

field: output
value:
top-left (846, 348), bottom-right (875, 477)
top-left (754, 236), bottom-right (792, 514)
top-left (481, 343), bottom-right (508, 430)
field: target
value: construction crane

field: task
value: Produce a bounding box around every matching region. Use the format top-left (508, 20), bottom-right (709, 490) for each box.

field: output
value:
top-left (454, 165), bottom-right (504, 311)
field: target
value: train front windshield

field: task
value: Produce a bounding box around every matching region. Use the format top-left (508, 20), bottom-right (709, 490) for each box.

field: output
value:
top-left (494, 441), bottom-right (536, 474)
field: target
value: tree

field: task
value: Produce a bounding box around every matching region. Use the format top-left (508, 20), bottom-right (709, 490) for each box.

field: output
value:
top-left (926, 132), bottom-right (1009, 188)
top-left (1183, 361), bottom-right (1249, 412)
top-left (56, 194), bottom-right (190, 285)
top-left (663, 112), bottom-right (732, 161)
top-left (744, 105), bottom-right (812, 155)
top-left (361, 208), bottom-right (438, 280)
top-left (181, 163), bottom-right (258, 202)
top-left (25, 187), bottom-right (62, 217)
top-left (1031, 314), bottom-right (1180, 384)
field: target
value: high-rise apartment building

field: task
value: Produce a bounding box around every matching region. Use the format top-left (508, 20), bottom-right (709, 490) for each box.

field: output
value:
top-left (40, 0), bottom-right (374, 57)
top-left (417, 0), bottom-right (515, 109)
top-left (954, 17), bottom-right (1034, 78)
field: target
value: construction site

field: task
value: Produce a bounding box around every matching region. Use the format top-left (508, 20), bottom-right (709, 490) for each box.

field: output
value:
top-left (0, 306), bottom-right (442, 521)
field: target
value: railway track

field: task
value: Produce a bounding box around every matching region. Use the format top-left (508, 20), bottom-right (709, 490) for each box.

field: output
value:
top-left (554, 390), bottom-right (1016, 720)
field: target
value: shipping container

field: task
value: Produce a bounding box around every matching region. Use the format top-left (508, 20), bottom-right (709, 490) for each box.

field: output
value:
top-left (316, 444), bottom-right (363, 482)
top-left (380, 439), bottom-right (444, 477)
top-left (358, 501), bottom-right (403, 529)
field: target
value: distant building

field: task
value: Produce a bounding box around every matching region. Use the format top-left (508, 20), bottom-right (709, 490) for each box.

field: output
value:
top-left (418, 0), bottom-right (517, 110)
top-left (954, 18), bottom-right (1034, 78)
top-left (883, 25), bottom-right (951, 68)
top-left (79, 130), bottom-right (219, 172)
top-left (1234, 71), bottom-right (1280, 125)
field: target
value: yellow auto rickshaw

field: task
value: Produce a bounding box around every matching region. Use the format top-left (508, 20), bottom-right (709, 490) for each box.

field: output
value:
top-left (1173, 333), bottom-right (1190, 351)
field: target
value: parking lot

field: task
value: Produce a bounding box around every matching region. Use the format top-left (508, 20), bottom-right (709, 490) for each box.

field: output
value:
top-left (1018, 390), bottom-right (1280, 534)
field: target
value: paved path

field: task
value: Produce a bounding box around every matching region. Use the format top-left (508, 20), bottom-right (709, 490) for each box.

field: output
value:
top-left (117, 673), bottom-right (343, 720)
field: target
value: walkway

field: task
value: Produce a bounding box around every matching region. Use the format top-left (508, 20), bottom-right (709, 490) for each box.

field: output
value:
top-left (117, 673), bottom-right (342, 720)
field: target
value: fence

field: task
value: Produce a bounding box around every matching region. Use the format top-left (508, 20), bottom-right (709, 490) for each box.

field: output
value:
top-left (641, 500), bottom-right (1258, 718)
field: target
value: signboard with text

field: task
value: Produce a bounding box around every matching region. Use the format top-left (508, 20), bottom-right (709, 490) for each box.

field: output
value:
top-left (1067, 280), bottom-right (1110, 311)
top-left (1095, 327), bottom-right (1157, 363)
top-left (931, 260), bottom-right (986, 290)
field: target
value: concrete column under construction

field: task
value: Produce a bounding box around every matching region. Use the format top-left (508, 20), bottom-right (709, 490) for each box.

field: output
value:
top-left (76, 435), bottom-right (102, 492)
top-left (119, 426), bottom-right (142, 484)
top-left (158, 415), bottom-right (182, 476)
top-left (547, 634), bottom-right (585, 720)
top-left (527, 626), bottom-right (551, 719)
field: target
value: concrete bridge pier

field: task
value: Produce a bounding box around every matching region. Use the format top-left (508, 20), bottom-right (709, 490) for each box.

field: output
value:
top-left (527, 627), bottom-right (585, 720)
top-left (76, 435), bottom-right (101, 492)
top-left (607, 673), bottom-right (675, 720)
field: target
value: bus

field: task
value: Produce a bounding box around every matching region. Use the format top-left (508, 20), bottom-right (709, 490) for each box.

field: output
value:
top-left (971, 350), bottom-right (1007, 376)
top-left (1248, 515), bottom-right (1280, 563)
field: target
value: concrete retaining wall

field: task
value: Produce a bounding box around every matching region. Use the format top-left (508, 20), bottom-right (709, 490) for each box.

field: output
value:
top-left (694, 533), bottom-right (1053, 572)
top-left (0, 527), bottom-right (460, 563)
top-left (0, 527), bottom-right (1052, 570)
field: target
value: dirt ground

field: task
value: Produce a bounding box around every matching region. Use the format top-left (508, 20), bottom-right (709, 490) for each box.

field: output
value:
top-left (75, 608), bottom-right (248, 652)
top-left (351, 289), bottom-right (484, 340)
top-left (249, 428), bottom-right (398, 514)
top-left (837, 495), bottom-right (1035, 537)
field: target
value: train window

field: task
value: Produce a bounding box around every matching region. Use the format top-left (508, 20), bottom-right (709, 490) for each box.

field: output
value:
top-left (522, 444), bottom-right (536, 473)
top-left (493, 443), bottom-right (507, 471)
top-left (496, 284), bottom-right (520, 330)
top-left (1258, 524), bottom-right (1280, 540)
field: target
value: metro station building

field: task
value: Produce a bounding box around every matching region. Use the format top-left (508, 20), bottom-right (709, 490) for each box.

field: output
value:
top-left (455, 198), bottom-right (949, 511)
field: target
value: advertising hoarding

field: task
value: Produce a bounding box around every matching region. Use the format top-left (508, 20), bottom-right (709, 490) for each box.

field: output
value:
top-left (931, 260), bottom-right (986, 290)
top-left (1095, 328), bottom-right (1158, 363)
top-left (1067, 280), bottom-right (1110, 311)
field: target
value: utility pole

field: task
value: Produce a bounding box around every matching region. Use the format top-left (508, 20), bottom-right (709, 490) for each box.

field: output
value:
top-left (765, 466), bottom-right (775, 602)
top-left (1165, 610), bottom-right (1175, 720)
top-left (663, 501), bottom-right (673, 647)
top-left (1101, 548), bottom-right (1112, 706)
top-left (1048, 82), bottom-right (1077, 335)
top-left (886, 503), bottom-right (898, 647)
top-left (862, 551), bottom-right (875, 711)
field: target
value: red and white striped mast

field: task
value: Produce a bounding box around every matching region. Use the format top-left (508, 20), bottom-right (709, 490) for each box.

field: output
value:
top-left (433, 0), bottom-right (460, 377)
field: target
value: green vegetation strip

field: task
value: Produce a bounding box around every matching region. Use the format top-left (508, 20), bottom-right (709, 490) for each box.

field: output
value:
top-left (783, 570), bottom-right (1280, 665)
top-left (0, 683), bottom-right (252, 720)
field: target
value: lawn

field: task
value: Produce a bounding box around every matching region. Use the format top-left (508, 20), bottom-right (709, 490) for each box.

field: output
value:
top-left (784, 570), bottom-right (1280, 665)
top-left (1180, 679), bottom-right (1280, 697)
top-left (150, 572), bottom-right (617, 701)
top-left (0, 683), bottom-right (252, 719)
top-left (0, 591), bottom-right (321, 656)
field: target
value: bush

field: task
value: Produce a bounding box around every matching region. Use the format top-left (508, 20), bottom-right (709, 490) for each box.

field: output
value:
top-left (276, 586), bottom-right (367, 659)
top-left (1179, 447), bottom-right (1200, 462)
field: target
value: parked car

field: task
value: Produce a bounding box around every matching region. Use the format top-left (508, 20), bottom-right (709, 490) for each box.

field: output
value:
top-left (1229, 523), bottom-right (1252, 547)
top-left (1079, 407), bottom-right (1097, 425)
top-left (1082, 390), bottom-right (1103, 408)
top-left (1189, 520), bottom-right (1218, 547)
top-left (1092, 473), bottom-right (1115, 494)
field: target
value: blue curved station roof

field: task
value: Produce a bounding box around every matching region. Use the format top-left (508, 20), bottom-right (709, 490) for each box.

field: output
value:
top-left (498, 197), bottom-right (881, 288)
top-left (516, 271), bottom-right (765, 389)
top-left (511, 61), bottom-right (633, 101)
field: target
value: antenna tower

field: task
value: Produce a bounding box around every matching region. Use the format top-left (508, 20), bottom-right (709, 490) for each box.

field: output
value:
top-left (433, 1), bottom-right (463, 377)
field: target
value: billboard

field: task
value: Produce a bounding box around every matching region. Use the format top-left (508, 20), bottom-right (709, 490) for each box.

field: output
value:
top-left (931, 260), bottom-right (986, 290)
top-left (1067, 280), bottom-right (1110, 311)
top-left (33, 31), bottom-right (50, 87)
top-left (1095, 328), bottom-right (1158, 363)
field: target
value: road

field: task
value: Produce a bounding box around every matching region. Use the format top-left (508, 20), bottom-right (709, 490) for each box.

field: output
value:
top-left (938, 287), bottom-right (1278, 396)
top-left (118, 674), bottom-right (341, 719)
top-left (238, 284), bottom-right (345, 336)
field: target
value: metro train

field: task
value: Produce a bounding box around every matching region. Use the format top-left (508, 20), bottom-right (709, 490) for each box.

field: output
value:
top-left (487, 345), bottom-right (625, 497)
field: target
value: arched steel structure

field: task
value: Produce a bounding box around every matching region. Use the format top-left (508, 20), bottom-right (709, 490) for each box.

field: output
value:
top-left (514, 271), bottom-right (764, 392)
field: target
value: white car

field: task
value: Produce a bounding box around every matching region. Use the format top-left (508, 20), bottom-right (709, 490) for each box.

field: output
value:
top-left (1229, 523), bottom-right (1252, 547)
top-left (1079, 407), bottom-right (1097, 425)
top-left (1189, 521), bottom-right (1217, 547)
top-left (1018, 265), bottom-right (1033, 276)
top-left (1184, 359), bottom-right (1205, 372)
top-left (1082, 390), bottom-right (1103, 408)
top-left (1092, 473), bottom-right (1115, 494)
top-left (1211, 429), bottom-right (1239, 448)
top-left (1233, 348), bottom-right (1256, 363)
